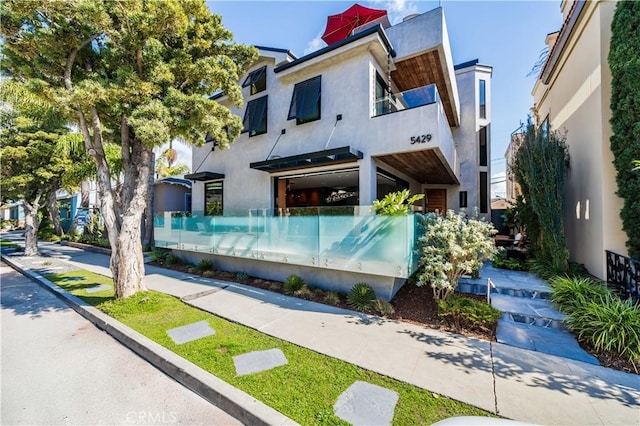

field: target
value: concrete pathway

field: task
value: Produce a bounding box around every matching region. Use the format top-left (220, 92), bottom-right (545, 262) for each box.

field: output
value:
top-left (2, 239), bottom-right (640, 425)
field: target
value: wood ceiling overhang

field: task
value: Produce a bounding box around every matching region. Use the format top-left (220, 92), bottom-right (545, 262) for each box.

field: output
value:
top-left (375, 148), bottom-right (458, 185)
top-left (391, 50), bottom-right (457, 127)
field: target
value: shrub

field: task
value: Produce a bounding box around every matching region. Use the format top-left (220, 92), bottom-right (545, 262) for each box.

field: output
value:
top-left (236, 271), bottom-right (249, 281)
top-left (549, 276), bottom-right (611, 315)
top-left (416, 210), bottom-right (497, 300)
top-left (284, 274), bottom-right (305, 293)
top-left (347, 282), bottom-right (377, 311)
top-left (166, 254), bottom-right (183, 266)
top-left (202, 270), bottom-right (216, 278)
top-left (294, 285), bottom-right (314, 299)
top-left (372, 189), bottom-right (424, 215)
top-left (150, 247), bottom-right (169, 263)
top-left (185, 266), bottom-right (198, 275)
top-left (197, 259), bottom-right (214, 272)
top-left (374, 298), bottom-right (395, 316)
top-left (566, 294), bottom-right (640, 368)
top-left (437, 295), bottom-right (502, 332)
top-left (491, 250), bottom-right (528, 271)
top-left (324, 291), bottom-right (340, 305)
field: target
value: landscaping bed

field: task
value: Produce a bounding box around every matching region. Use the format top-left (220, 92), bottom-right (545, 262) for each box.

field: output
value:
top-left (148, 261), bottom-right (498, 342)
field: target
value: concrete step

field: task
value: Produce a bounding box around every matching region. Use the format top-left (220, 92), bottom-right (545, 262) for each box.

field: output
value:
top-left (491, 293), bottom-right (565, 330)
top-left (495, 320), bottom-right (599, 365)
top-left (456, 280), bottom-right (552, 300)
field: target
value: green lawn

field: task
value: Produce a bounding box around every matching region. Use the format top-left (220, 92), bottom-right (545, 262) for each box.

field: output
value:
top-left (48, 270), bottom-right (494, 425)
top-left (0, 238), bottom-right (18, 247)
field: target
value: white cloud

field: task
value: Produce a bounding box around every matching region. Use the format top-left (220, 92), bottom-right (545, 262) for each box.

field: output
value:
top-left (370, 0), bottom-right (419, 25)
top-left (303, 30), bottom-right (326, 56)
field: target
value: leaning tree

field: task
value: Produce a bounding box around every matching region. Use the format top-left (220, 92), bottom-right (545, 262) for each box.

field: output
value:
top-left (1, 0), bottom-right (257, 297)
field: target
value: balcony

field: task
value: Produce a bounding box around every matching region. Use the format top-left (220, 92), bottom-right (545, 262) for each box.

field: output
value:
top-left (373, 84), bottom-right (438, 117)
top-left (154, 208), bottom-right (418, 299)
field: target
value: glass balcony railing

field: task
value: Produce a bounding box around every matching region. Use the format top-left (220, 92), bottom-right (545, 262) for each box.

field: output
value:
top-left (373, 83), bottom-right (438, 117)
top-left (154, 207), bottom-right (418, 278)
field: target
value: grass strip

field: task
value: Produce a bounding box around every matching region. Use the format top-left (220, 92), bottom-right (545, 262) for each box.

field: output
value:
top-left (47, 270), bottom-right (494, 425)
top-left (0, 238), bottom-right (18, 247)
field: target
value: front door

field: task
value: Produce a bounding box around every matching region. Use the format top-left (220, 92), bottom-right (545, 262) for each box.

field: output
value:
top-left (425, 189), bottom-right (446, 215)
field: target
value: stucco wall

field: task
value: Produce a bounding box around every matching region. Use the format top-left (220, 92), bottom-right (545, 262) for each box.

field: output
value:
top-left (532, 1), bottom-right (626, 279)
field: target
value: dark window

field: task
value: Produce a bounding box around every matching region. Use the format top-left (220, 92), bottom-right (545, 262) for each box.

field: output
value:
top-left (479, 79), bottom-right (486, 119)
top-left (540, 116), bottom-right (549, 142)
top-left (242, 66), bottom-right (266, 95)
top-left (288, 75), bottom-right (321, 125)
top-left (480, 172), bottom-right (488, 213)
top-left (205, 181), bottom-right (223, 216)
top-left (375, 73), bottom-right (390, 116)
top-left (459, 191), bottom-right (468, 208)
top-left (242, 95), bottom-right (268, 137)
top-left (479, 126), bottom-right (488, 167)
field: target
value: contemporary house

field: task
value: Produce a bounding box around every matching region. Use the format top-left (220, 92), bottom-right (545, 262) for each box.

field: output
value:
top-left (157, 5), bottom-right (492, 299)
top-left (527, 0), bottom-right (627, 280)
top-left (154, 177), bottom-right (192, 213)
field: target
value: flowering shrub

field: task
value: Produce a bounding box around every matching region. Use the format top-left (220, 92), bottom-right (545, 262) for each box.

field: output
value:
top-left (416, 210), bottom-right (497, 300)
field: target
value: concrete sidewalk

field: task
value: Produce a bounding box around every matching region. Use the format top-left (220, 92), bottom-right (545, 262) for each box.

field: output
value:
top-left (3, 240), bottom-right (640, 425)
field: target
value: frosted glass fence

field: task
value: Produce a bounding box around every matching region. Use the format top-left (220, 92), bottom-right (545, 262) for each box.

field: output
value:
top-left (154, 207), bottom-right (418, 278)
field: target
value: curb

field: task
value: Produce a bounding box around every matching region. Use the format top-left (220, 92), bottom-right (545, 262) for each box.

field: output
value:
top-left (60, 240), bottom-right (112, 255)
top-left (2, 254), bottom-right (299, 426)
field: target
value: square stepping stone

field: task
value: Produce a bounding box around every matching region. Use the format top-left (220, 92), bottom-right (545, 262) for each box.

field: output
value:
top-left (85, 284), bottom-right (111, 293)
top-left (334, 381), bottom-right (399, 426)
top-left (166, 320), bottom-right (215, 344)
top-left (233, 348), bottom-right (288, 376)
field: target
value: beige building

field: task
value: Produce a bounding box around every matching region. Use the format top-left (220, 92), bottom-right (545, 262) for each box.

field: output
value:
top-left (530, 0), bottom-right (627, 279)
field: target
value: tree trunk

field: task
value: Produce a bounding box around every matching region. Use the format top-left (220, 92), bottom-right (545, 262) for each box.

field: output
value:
top-left (22, 195), bottom-right (41, 256)
top-left (47, 190), bottom-right (64, 236)
top-left (143, 152), bottom-right (155, 247)
top-left (80, 179), bottom-right (90, 208)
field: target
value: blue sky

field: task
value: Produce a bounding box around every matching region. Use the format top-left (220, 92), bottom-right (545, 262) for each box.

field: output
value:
top-left (194, 0), bottom-right (563, 197)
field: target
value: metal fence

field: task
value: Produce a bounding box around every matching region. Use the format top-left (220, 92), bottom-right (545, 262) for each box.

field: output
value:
top-left (605, 250), bottom-right (640, 303)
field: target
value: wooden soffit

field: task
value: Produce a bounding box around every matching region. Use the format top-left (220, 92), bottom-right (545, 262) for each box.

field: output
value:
top-left (375, 149), bottom-right (458, 184)
top-left (391, 50), bottom-right (457, 127)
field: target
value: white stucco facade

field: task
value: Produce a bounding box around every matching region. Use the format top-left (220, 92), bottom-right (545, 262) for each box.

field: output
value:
top-left (189, 7), bottom-right (491, 219)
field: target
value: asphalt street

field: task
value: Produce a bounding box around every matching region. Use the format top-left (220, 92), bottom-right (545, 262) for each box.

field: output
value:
top-left (0, 262), bottom-right (242, 426)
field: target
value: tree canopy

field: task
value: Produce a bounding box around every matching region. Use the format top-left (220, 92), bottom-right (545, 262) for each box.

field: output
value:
top-left (1, 0), bottom-right (258, 296)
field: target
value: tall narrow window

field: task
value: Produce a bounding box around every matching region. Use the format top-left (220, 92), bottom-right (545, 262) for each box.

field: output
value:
top-left (242, 66), bottom-right (267, 95)
top-left (479, 126), bottom-right (488, 166)
top-left (375, 73), bottom-right (389, 116)
top-left (288, 75), bottom-right (321, 125)
top-left (480, 172), bottom-right (488, 213)
top-left (242, 95), bottom-right (268, 137)
top-left (479, 79), bottom-right (486, 119)
top-left (540, 116), bottom-right (549, 142)
top-left (205, 181), bottom-right (223, 216)
top-left (459, 191), bottom-right (468, 208)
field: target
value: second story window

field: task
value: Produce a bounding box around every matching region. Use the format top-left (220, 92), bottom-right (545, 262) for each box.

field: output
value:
top-left (540, 116), bottom-right (549, 142)
top-left (479, 126), bottom-right (488, 167)
top-left (242, 95), bottom-right (268, 137)
top-left (479, 79), bottom-right (486, 119)
top-left (242, 66), bottom-right (267, 95)
top-left (288, 75), bottom-right (321, 125)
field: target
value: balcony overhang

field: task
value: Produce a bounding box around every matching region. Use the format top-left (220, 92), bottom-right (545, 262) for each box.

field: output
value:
top-left (250, 146), bottom-right (363, 173)
top-left (375, 148), bottom-right (458, 184)
top-left (184, 171), bottom-right (225, 181)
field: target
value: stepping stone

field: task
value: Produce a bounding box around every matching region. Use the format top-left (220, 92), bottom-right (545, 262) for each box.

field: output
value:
top-left (233, 348), bottom-right (288, 376)
top-left (166, 320), bottom-right (215, 344)
top-left (85, 284), bottom-right (111, 293)
top-left (334, 381), bottom-right (399, 426)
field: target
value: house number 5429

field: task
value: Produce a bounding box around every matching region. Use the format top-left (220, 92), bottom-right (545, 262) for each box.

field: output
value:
top-left (410, 134), bottom-right (432, 144)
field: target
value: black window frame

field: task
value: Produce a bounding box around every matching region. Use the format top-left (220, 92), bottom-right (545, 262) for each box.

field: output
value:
top-left (459, 191), bottom-right (468, 208)
top-left (242, 95), bottom-right (268, 137)
top-left (288, 75), bottom-right (321, 125)
top-left (479, 79), bottom-right (486, 119)
top-left (204, 180), bottom-right (223, 216)
top-left (479, 126), bottom-right (488, 167)
top-left (242, 66), bottom-right (267, 95)
top-left (480, 172), bottom-right (488, 213)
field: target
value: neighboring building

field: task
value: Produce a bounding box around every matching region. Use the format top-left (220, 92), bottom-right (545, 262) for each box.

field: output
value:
top-left (188, 6), bottom-right (492, 220)
top-left (167, 6), bottom-right (491, 299)
top-left (0, 201), bottom-right (25, 228)
top-left (530, 0), bottom-right (626, 279)
top-left (504, 128), bottom-right (524, 204)
top-left (154, 177), bottom-right (192, 213)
